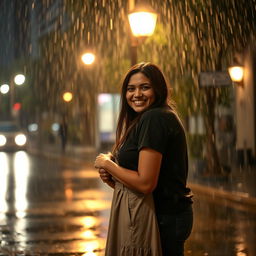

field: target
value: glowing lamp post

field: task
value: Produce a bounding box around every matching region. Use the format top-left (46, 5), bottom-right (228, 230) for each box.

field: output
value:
top-left (14, 74), bottom-right (26, 85)
top-left (228, 65), bottom-right (244, 86)
top-left (128, 4), bottom-right (157, 66)
top-left (128, 8), bottom-right (157, 37)
top-left (0, 84), bottom-right (9, 94)
top-left (63, 92), bottom-right (73, 102)
top-left (81, 52), bottom-right (95, 65)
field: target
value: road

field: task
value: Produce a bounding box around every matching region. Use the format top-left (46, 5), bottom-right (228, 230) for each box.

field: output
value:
top-left (0, 151), bottom-right (255, 256)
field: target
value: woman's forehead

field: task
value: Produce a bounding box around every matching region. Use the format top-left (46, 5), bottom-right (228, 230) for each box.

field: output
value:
top-left (128, 72), bottom-right (151, 85)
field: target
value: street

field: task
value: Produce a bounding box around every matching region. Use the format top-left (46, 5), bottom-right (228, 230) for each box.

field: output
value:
top-left (0, 151), bottom-right (256, 256)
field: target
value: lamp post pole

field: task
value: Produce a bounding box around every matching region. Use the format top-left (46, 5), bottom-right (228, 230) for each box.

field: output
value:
top-left (128, 0), bottom-right (157, 66)
top-left (129, 0), bottom-right (137, 66)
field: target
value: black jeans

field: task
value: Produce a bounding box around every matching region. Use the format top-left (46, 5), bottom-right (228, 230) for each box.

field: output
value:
top-left (157, 205), bottom-right (193, 256)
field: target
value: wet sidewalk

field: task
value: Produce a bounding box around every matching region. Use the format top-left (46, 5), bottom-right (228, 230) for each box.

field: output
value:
top-left (27, 142), bottom-right (256, 207)
top-left (188, 160), bottom-right (256, 207)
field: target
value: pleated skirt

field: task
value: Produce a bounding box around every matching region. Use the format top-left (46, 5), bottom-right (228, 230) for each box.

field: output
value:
top-left (104, 181), bottom-right (162, 256)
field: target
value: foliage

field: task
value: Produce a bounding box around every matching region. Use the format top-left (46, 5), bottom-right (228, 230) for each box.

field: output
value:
top-left (188, 134), bottom-right (205, 158)
top-left (29, 0), bottom-right (256, 161)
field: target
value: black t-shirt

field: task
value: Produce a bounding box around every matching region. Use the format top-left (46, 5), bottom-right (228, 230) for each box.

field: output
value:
top-left (117, 107), bottom-right (192, 214)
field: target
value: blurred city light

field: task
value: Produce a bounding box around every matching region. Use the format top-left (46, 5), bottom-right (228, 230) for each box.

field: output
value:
top-left (14, 74), bottom-right (25, 85)
top-left (128, 8), bottom-right (157, 37)
top-left (14, 151), bottom-right (29, 218)
top-left (28, 123), bottom-right (38, 132)
top-left (0, 84), bottom-right (9, 94)
top-left (13, 102), bottom-right (21, 110)
top-left (52, 123), bottom-right (60, 132)
top-left (15, 134), bottom-right (27, 146)
top-left (81, 52), bottom-right (95, 65)
top-left (63, 91), bottom-right (73, 102)
top-left (0, 135), bottom-right (7, 146)
top-left (0, 152), bottom-right (8, 215)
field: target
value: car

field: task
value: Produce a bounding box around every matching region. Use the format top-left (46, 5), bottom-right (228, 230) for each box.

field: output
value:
top-left (0, 121), bottom-right (27, 151)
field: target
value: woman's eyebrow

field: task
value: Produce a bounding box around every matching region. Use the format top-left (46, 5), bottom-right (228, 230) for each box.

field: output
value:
top-left (127, 82), bottom-right (151, 87)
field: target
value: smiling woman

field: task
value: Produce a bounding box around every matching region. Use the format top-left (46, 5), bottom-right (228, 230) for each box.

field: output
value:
top-left (95, 62), bottom-right (193, 256)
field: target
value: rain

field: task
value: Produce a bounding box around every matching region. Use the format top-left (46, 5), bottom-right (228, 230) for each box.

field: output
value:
top-left (0, 0), bottom-right (256, 255)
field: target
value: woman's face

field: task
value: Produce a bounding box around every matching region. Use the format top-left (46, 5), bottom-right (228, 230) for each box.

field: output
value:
top-left (126, 72), bottom-right (155, 113)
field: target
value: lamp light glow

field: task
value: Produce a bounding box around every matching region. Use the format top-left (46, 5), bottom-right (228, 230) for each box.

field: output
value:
top-left (14, 74), bottom-right (25, 85)
top-left (63, 92), bottom-right (73, 102)
top-left (0, 84), bottom-right (9, 94)
top-left (228, 66), bottom-right (244, 83)
top-left (81, 53), bottom-right (95, 65)
top-left (128, 10), bottom-right (157, 37)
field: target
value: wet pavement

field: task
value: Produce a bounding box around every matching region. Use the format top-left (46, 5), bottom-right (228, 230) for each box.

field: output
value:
top-left (0, 151), bottom-right (112, 255)
top-left (0, 144), bottom-right (256, 255)
top-left (185, 193), bottom-right (256, 256)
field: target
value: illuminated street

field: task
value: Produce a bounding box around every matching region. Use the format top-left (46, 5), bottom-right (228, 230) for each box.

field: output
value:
top-left (0, 151), bottom-right (112, 255)
top-left (0, 151), bottom-right (255, 255)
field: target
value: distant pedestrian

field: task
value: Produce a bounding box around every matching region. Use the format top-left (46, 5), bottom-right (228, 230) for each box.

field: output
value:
top-left (59, 116), bottom-right (68, 152)
top-left (94, 62), bottom-right (193, 256)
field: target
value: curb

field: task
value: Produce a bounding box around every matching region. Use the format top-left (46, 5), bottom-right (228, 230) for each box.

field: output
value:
top-left (189, 182), bottom-right (256, 207)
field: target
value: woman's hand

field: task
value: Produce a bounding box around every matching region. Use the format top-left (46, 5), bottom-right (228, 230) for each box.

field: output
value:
top-left (98, 168), bottom-right (115, 189)
top-left (99, 168), bottom-right (112, 182)
top-left (94, 153), bottom-right (112, 169)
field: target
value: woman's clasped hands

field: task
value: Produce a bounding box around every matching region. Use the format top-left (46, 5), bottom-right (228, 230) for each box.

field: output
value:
top-left (95, 153), bottom-right (115, 187)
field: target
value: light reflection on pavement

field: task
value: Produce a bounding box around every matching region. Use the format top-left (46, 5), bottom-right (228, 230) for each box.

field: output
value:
top-left (1, 151), bottom-right (256, 256)
top-left (0, 151), bottom-right (113, 255)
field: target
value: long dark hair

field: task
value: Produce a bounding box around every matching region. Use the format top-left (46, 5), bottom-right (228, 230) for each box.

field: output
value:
top-left (113, 62), bottom-right (174, 155)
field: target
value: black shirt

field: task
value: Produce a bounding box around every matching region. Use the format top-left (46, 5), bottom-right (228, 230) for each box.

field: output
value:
top-left (117, 107), bottom-right (192, 214)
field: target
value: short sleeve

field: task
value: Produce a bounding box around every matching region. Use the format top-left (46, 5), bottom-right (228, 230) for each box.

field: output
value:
top-left (137, 110), bottom-right (168, 154)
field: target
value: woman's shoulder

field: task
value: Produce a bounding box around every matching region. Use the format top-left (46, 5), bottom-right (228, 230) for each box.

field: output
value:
top-left (141, 107), bottom-right (177, 120)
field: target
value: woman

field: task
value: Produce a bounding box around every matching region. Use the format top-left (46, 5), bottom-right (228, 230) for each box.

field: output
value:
top-left (95, 62), bottom-right (193, 256)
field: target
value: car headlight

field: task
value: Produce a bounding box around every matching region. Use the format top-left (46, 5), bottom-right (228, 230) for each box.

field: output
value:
top-left (15, 134), bottom-right (27, 146)
top-left (0, 134), bottom-right (7, 146)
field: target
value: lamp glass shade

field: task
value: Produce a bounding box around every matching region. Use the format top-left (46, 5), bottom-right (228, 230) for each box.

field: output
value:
top-left (128, 11), bottom-right (157, 37)
top-left (228, 66), bottom-right (244, 82)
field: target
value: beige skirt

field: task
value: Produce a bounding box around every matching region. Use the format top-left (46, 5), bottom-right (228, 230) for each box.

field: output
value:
top-left (105, 181), bottom-right (162, 256)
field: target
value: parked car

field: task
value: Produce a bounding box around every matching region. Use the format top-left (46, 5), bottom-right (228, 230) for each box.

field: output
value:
top-left (0, 121), bottom-right (27, 151)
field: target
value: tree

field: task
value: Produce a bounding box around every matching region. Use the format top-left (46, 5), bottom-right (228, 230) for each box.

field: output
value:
top-left (145, 0), bottom-right (256, 175)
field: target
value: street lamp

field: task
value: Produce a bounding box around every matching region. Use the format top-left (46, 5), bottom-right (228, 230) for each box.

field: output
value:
top-left (14, 74), bottom-right (26, 86)
top-left (228, 65), bottom-right (244, 85)
top-left (128, 3), bottom-right (157, 66)
top-left (0, 84), bottom-right (9, 94)
top-left (63, 91), bottom-right (73, 103)
top-left (81, 52), bottom-right (96, 65)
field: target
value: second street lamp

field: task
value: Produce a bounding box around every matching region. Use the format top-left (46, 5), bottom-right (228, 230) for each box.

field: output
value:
top-left (81, 52), bottom-right (96, 65)
top-left (228, 65), bottom-right (244, 86)
top-left (63, 91), bottom-right (73, 103)
top-left (128, 3), bottom-right (157, 66)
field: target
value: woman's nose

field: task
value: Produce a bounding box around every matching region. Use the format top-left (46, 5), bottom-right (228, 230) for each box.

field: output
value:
top-left (134, 88), bottom-right (142, 97)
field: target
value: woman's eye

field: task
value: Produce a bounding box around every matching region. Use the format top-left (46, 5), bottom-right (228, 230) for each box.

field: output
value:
top-left (127, 87), bottom-right (134, 92)
top-left (142, 85), bottom-right (151, 90)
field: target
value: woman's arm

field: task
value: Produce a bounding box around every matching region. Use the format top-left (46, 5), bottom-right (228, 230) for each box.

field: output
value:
top-left (95, 148), bottom-right (162, 194)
